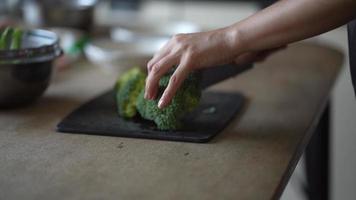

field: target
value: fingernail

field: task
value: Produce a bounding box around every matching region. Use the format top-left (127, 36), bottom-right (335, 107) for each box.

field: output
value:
top-left (158, 98), bottom-right (164, 109)
top-left (144, 91), bottom-right (148, 99)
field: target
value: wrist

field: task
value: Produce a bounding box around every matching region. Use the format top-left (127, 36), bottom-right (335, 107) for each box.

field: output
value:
top-left (223, 24), bottom-right (249, 55)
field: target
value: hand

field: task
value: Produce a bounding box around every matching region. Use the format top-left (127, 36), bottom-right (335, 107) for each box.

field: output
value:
top-left (145, 0), bottom-right (355, 109)
top-left (145, 27), bottom-right (242, 109)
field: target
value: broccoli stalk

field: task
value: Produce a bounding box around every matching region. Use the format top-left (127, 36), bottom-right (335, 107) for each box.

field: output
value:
top-left (115, 67), bottom-right (201, 130)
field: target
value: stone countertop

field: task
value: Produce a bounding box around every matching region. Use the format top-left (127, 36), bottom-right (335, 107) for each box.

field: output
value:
top-left (0, 42), bottom-right (343, 200)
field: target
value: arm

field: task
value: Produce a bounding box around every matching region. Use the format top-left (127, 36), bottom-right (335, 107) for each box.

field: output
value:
top-left (145, 0), bottom-right (356, 109)
top-left (232, 0), bottom-right (356, 51)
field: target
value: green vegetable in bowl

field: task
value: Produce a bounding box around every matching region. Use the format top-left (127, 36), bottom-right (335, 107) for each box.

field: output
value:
top-left (115, 67), bottom-right (201, 130)
top-left (0, 27), bottom-right (23, 50)
top-left (10, 28), bottom-right (23, 50)
top-left (0, 27), bottom-right (13, 50)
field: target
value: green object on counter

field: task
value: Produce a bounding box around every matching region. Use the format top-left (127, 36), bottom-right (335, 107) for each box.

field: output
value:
top-left (0, 27), bottom-right (13, 50)
top-left (0, 27), bottom-right (23, 50)
top-left (115, 67), bottom-right (146, 118)
top-left (115, 67), bottom-right (202, 130)
top-left (68, 35), bottom-right (90, 56)
top-left (10, 28), bottom-right (23, 50)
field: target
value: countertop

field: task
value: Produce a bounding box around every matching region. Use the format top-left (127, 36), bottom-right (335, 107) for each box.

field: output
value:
top-left (0, 42), bottom-right (343, 200)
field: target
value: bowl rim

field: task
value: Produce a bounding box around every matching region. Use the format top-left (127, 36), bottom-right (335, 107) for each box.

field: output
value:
top-left (0, 29), bottom-right (62, 64)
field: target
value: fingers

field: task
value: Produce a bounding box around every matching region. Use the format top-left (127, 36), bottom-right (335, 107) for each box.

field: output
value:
top-left (147, 51), bottom-right (169, 74)
top-left (145, 54), bottom-right (177, 100)
top-left (158, 60), bottom-right (191, 109)
top-left (145, 33), bottom-right (197, 108)
top-left (147, 51), bottom-right (169, 73)
top-left (147, 41), bottom-right (172, 73)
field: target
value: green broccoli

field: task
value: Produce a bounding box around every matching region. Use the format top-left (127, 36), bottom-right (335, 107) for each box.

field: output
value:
top-left (115, 67), bottom-right (201, 130)
top-left (115, 67), bottom-right (146, 118)
top-left (136, 71), bottom-right (201, 130)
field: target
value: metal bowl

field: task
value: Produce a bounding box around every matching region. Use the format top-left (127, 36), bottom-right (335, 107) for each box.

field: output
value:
top-left (25, 0), bottom-right (97, 31)
top-left (0, 29), bottom-right (62, 108)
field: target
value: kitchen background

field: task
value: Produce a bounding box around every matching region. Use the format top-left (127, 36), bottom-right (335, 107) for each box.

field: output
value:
top-left (1, 0), bottom-right (355, 199)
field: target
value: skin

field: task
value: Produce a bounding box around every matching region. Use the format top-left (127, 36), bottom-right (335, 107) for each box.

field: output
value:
top-left (0, 20), bottom-right (14, 29)
top-left (145, 0), bottom-right (356, 109)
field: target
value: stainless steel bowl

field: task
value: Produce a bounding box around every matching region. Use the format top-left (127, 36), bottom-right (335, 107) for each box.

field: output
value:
top-left (40, 0), bottom-right (97, 31)
top-left (0, 29), bottom-right (62, 108)
top-left (22, 0), bottom-right (97, 31)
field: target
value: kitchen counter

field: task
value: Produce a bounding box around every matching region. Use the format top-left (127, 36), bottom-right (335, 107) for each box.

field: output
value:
top-left (0, 42), bottom-right (343, 200)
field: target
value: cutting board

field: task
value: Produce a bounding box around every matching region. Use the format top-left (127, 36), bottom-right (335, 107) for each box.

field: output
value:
top-left (57, 90), bottom-right (245, 143)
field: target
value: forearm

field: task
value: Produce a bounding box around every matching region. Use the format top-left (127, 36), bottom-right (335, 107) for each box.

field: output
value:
top-left (144, 0), bottom-right (356, 107)
top-left (229, 0), bottom-right (356, 52)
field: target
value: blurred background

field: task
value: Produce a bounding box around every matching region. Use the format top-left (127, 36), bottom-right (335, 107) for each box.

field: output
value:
top-left (1, 0), bottom-right (355, 199)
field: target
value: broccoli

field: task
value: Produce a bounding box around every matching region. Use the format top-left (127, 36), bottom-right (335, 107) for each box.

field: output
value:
top-left (136, 71), bottom-right (201, 130)
top-left (115, 67), bottom-right (146, 118)
top-left (115, 67), bottom-right (201, 130)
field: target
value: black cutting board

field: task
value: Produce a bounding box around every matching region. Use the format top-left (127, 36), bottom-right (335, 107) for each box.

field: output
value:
top-left (57, 90), bottom-right (245, 143)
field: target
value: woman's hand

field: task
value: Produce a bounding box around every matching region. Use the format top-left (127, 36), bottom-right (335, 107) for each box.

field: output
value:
top-left (144, 26), bottom-right (286, 109)
top-left (146, 0), bottom-right (356, 109)
top-left (144, 27), bottom-right (282, 109)
top-left (145, 27), bottom-right (243, 109)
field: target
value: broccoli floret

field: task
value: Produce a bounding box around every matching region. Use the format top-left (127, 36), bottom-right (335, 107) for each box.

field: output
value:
top-left (115, 67), bottom-right (201, 130)
top-left (115, 67), bottom-right (146, 118)
top-left (136, 72), bottom-right (201, 130)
